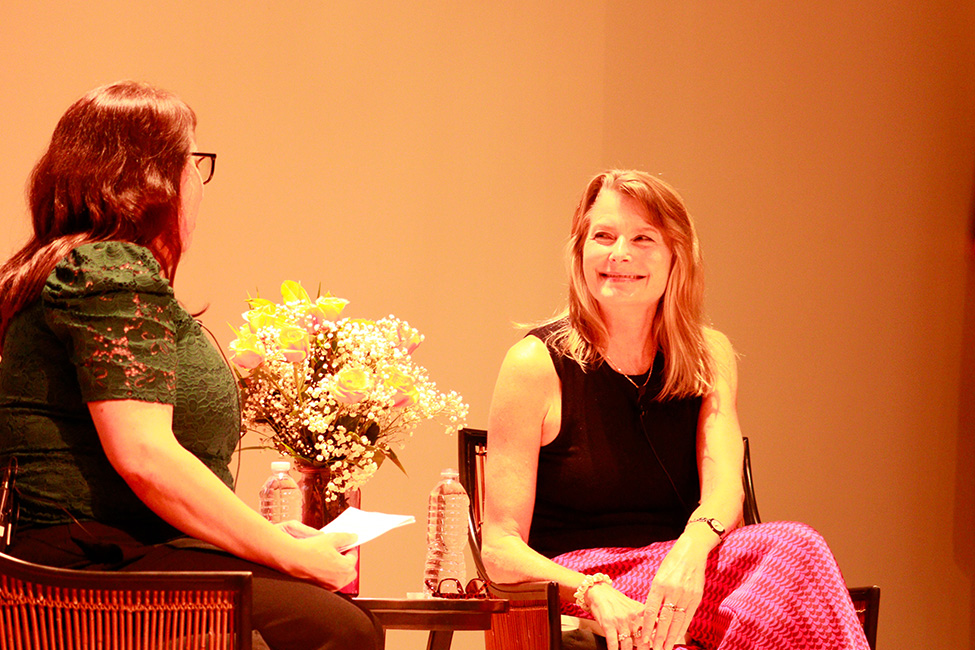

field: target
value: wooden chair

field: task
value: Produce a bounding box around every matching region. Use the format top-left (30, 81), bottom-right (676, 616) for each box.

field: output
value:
top-left (0, 551), bottom-right (252, 650)
top-left (459, 427), bottom-right (881, 650)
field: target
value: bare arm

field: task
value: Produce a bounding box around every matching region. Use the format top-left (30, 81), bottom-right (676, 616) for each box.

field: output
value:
top-left (690, 329), bottom-right (745, 534)
top-left (89, 400), bottom-right (357, 590)
top-left (481, 335), bottom-right (577, 590)
top-left (482, 336), bottom-right (646, 649)
top-left (640, 329), bottom-right (744, 650)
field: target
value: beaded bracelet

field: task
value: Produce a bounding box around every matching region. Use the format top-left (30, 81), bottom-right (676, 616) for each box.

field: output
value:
top-left (573, 573), bottom-right (613, 612)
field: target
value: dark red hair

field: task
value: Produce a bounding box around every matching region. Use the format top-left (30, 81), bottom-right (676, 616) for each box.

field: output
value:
top-left (0, 80), bottom-right (196, 350)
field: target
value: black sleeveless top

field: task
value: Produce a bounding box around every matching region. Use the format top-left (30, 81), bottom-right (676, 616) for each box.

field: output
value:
top-left (527, 323), bottom-right (703, 558)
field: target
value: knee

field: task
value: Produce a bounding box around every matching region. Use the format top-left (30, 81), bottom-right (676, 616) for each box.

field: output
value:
top-left (323, 609), bottom-right (382, 650)
top-left (257, 604), bottom-right (381, 650)
top-left (766, 521), bottom-right (833, 560)
top-left (252, 579), bottom-right (382, 650)
top-left (780, 520), bottom-right (826, 544)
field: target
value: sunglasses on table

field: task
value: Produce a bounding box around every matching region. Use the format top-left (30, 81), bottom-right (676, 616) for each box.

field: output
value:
top-left (426, 578), bottom-right (489, 599)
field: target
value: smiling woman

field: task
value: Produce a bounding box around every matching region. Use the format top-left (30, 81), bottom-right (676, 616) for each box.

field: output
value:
top-left (582, 190), bottom-right (673, 341)
top-left (555, 170), bottom-right (712, 400)
top-left (480, 169), bottom-right (870, 650)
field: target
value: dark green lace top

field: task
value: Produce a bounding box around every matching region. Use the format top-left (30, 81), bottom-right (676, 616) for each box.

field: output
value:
top-left (0, 242), bottom-right (239, 541)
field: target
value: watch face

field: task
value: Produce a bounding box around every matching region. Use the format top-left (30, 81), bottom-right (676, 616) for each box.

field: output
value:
top-left (710, 519), bottom-right (725, 535)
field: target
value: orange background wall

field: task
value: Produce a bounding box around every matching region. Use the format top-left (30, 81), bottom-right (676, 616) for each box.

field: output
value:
top-left (1, 3), bottom-right (972, 649)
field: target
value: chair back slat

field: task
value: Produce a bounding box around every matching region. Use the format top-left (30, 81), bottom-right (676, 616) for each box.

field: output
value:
top-left (458, 427), bottom-right (490, 581)
top-left (742, 437), bottom-right (761, 526)
top-left (0, 554), bottom-right (251, 650)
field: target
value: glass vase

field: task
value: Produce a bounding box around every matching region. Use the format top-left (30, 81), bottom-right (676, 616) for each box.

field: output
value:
top-left (295, 463), bottom-right (361, 596)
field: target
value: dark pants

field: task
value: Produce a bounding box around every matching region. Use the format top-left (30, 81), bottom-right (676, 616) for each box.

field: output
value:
top-left (9, 522), bottom-right (382, 650)
top-left (562, 629), bottom-right (607, 649)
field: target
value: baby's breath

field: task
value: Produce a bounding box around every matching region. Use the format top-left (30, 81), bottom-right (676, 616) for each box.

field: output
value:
top-left (230, 282), bottom-right (469, 502)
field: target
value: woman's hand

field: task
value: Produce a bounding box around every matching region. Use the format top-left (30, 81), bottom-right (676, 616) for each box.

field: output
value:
top-left (587, 583), bottom-right (651, 650)
top-left (89, 399), bottom-right (362, 590)
top-left (640, 538), bottom-right (708, 650)
top-left (276, 521), bottom-right (359, 590)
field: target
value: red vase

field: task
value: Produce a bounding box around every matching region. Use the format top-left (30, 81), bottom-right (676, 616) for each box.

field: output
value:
top-left (295, 463), bottom-right (361, 596)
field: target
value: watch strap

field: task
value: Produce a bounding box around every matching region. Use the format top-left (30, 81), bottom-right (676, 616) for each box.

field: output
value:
top-left (687, 516), bottom-right (726, 539)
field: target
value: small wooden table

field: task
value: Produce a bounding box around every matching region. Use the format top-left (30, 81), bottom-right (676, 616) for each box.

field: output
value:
top-left (356, 597), bottom-right (508, 650)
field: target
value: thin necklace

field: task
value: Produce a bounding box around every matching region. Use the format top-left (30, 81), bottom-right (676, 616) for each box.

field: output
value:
top-left (604, 352), bottom-right (655, 392)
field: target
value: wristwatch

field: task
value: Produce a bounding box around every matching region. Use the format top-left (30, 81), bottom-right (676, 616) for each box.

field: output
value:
top-left (688, 517), bottom-right (726, 540)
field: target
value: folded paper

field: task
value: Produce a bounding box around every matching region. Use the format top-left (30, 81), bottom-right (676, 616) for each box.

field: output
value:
top-left (320, 507), bottom-right (415, 551)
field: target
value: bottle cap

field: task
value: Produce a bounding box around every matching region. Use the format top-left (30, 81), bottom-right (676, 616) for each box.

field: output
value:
top-left (441, 468), bottom-right (459, 478)
top-left (271, 460), bottom-right (292, 473)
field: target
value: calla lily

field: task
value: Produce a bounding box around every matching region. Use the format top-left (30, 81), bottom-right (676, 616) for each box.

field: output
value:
top-left (246, 297), bottom-right (276, 311)
top-left (281, 280), bottom-right (312, 305)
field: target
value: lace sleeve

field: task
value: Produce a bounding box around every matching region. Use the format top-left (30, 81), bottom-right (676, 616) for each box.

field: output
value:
top-left (42, 242), bottom-right (179, 404)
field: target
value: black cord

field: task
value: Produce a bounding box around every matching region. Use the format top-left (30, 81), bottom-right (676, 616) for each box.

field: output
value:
top-left (632, 382), bottom-right (694, 519)
top-left (197, 320), bottom-right (246, 490)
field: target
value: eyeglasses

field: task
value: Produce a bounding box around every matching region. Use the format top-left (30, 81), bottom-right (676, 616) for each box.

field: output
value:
top-left (191, 152), bottom-right (217, 185)
top-left (426, 577), bottom-right (489, 599)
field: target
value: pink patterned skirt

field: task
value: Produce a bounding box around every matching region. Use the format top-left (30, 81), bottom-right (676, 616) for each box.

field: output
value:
top-left (553, 521), bottom-right (869, 650)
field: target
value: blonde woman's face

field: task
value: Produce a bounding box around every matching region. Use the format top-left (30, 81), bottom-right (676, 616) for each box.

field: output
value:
top-left (582, 189), bottom-right (672, 314)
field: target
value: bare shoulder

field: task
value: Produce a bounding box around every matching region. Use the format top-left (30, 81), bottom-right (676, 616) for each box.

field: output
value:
top-left (704, 328), bottom-right (736, 363)
top-left (499, 334), bottom-right (558, 385)
top-left (703, 327), bottom-right (739, 389)
top-left (489, 334), bottom-right (560, 446)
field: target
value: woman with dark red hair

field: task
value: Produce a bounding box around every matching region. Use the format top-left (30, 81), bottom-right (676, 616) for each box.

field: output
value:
top-left (0, 81), bottom-right (380, 650)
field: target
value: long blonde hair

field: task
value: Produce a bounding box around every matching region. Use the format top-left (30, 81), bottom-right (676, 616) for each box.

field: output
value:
top-left (543, 170), bottom-right (715, 399)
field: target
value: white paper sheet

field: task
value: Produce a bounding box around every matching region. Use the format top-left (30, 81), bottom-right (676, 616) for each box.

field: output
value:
top-left (319, 507), bottom-right (415, 551)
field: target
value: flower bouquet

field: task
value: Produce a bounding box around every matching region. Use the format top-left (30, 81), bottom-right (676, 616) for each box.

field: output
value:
top-left (229, 281), bottom-right (468, 518)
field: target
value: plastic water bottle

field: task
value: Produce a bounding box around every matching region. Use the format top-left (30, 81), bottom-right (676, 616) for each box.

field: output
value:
top-left (259, 460), bottom-right (302, 524)
top-left (423, 468), bottom-right (470, 596)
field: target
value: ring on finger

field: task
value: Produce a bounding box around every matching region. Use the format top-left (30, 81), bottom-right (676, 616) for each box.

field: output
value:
top-left (618, 632), bottom-right (631, 640)
top-left (673, 606), bottom-right (687, 613)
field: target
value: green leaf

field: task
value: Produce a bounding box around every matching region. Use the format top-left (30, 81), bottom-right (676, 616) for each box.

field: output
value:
top-left (364, 421), bottom-right (381, 444)
top-left (385, 447), bottom-right (408, 475)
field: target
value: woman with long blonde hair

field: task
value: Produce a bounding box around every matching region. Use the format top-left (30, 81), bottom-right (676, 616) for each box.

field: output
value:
top-left (482, 170), bottom-right (868, 650)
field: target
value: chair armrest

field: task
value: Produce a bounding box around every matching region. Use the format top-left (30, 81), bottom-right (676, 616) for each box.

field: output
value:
top-left (847, 585), bottom-right (880, 650)
top-left (485, 581), bottom-right (561, 650)
top-left (487, 580), bottom-right (555, 598)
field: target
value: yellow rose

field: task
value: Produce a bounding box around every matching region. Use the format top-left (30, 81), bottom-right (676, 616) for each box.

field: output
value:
top-left (384, 367), bottom-right (419, 408)
top-left (302, 293), bottom-right (350, 331)
top-left (395, 323), bottom-right (423, 354)
top-left (332, 366), bottom-right (372, 404)
top-left (229, 331), bottom-right (266, 369)
top-left (314, 294), bottom-right (349, 320)
top-left (243, 303), bottom-right (276, 332)
top-left (277, 325), bottom-right (310, 363)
